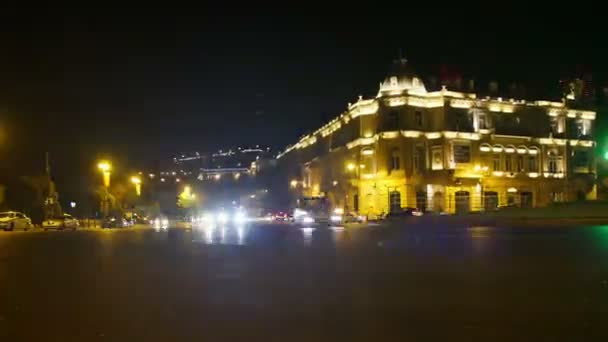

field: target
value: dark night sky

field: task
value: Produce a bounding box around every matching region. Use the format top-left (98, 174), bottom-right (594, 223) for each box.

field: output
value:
top-left (0, 6), bottom-right (605, 190)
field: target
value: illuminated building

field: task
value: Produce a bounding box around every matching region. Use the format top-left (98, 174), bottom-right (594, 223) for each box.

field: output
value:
top-left (277, 59), bottom-right (597, 215)
top-left (171, 146), bottom-right (272, 181)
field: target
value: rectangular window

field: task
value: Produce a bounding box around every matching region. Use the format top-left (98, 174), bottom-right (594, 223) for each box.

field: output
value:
top-left (517, 155), bottom-right (524, 172)
top-left (573, 150), bottom-right (589, 169)
top-left (453, 143), bottom-right (471, 164)
top-left (548, 156), bottom-right (562, 173)
top-left (492, 154), bottom-right (501, 171)
top-left (390, 149), bottom-right (401, 171)
top-left (551, 192), bottom-right (564, 203)
top-left (528, 156), bottom-right (537, 172)
top-left (415, 111), bottom-right (422, 127)
top-left (431, 146), bottom-right (443, 170)
top-left (505, 156), bottom-right (513, 172)
top-left (478, 114), bottom-right (487, 130)
top-left (577, 119), bottom-right (592, 137)
top-left (550, 117), bottom-right (564, 136)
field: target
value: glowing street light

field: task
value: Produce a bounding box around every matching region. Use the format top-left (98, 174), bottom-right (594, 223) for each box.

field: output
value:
top-left (97, 161), bottom-right (111, 187)
top-left (131, 176), bottom-right (142, 196)
top-left (346, 163), bottom-right (356, 171)
top-left (290, 179), bottom-right (298, 188)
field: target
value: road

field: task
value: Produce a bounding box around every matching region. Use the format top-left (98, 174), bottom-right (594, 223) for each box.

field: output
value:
top-left (1, 222), bottom-right (608, 341)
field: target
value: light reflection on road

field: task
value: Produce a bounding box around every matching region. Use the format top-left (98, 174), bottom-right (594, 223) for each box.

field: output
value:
top-left (191, 224), bottom-right (250, 245)
top-left (301, 227), bottom-right (315, 245)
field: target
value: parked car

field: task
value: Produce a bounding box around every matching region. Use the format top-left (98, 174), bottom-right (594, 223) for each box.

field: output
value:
top-left (101, 216), bottom-right (129, 228)
top-left (384, 207), bottom-right (423, 220)
top-left (0, 211), bottom-right (33, 231)
top-left (42, 213), bottom-right (79, 231)
top-left (343, 213), bottom-right (365, 223)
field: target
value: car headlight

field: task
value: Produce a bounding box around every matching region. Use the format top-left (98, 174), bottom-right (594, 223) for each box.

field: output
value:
top-left (330, 215), bottom-right (342, 222)
top-left (302, 216), bottom-right (314, 224)
top-left (202, 213), bottom-right (215, 224)
top-left (333, 208), bottom-right (344, 215)
top-left (161, 218), bottom-right (169, 226)
top-left (234, 211), bottom-right (247, 224)
top-left (294, 208), bottom-right (308, 218)
top-left (217, 212), bottom-right (228, 224)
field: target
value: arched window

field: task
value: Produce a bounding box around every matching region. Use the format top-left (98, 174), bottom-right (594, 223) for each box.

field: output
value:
top-left (528, 147), bottom-right (540, 172)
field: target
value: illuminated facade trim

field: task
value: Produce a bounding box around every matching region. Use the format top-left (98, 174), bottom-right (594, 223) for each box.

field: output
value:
top-left (277, 67), bottom-right (596, 216)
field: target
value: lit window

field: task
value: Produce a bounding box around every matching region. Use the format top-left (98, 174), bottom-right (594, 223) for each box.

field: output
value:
top-left (492, 154), bottom-right (501, 171)
top-left (550, 117), bottom-right (564, 136)
top-left (577, 119), bottom-right (592, 137)
top-left (548, 156), bottom-right (563, 173)
top-left (528, 155), bottom-right (537, 172)
top-left (478, 114), bottom-right (487, 130)
top-left (551, 192), bottom-right (564, 203)
top-left (517, 155), bottom-right (524, 172)
top-left (505, 156), bottom-right (513, 172)
top-left (453, 143), bottom-right (471, 164)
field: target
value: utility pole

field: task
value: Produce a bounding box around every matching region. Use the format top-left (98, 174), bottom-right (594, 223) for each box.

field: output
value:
top-left (44, 152), bottom-right (61, 219)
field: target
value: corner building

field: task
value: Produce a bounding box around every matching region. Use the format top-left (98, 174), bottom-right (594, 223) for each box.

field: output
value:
top-left (277, 60), bottom-right (597, 216)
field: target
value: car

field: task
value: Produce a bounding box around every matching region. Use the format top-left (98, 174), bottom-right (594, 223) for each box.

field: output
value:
top-left (343, 213), bottom-right (365, 223)
top-left (152, 216), bottom-right (169, 230)
top-left (384, 207), bottom-right (423, 220)
top-left (0, 211), bottom-right (33, 231)
top-left (42, 213), bottom-right (79, 231)
top-left (101, 216), bottom-right (129, 229)
top-left (271, 211), bottom-right (290, 222)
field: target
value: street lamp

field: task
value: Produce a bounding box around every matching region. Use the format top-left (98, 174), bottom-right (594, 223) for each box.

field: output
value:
top-left (97, 160), bottom-right (112, 217)
top-left (97, 161), bottom-right (111, 188)
top-left (290, 179), bottom-right (298, 188)
top-left (131, 176), bottom-right (142, 196)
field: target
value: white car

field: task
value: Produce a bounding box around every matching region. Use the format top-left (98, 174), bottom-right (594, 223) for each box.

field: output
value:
top-left (42, 214), bottom-right (79, 231)
top-left (0, 211), bottom-right (33, 231)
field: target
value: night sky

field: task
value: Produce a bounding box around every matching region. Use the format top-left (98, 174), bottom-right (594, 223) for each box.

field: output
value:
top-left (0, 6), bottom-right (605, 185)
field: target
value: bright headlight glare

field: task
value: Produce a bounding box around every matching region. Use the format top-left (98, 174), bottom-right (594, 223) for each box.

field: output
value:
top-left (217, 212), bottom-right (228, 224)
top-left (294, 209), bottom-right (307, 218)
top-left (330, 215), bottom-right (342, 222)
top-left (333, 208), bottom-right (344, 215)
top-left (303, 216), bottom-right (314, 224)
top-left (234, 211), bottom-right (247, 224)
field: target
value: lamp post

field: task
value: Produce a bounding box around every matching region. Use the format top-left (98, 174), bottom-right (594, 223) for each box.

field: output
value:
top-left (97, 161), bottom-right (111, 188)
top-left (97, 161), bottom-right (111, 217)
top-left (131, 176), bottom-right (142, 196)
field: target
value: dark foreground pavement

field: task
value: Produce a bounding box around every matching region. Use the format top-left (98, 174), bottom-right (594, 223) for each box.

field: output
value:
top-left (1, 223), bottom-right (608, 341)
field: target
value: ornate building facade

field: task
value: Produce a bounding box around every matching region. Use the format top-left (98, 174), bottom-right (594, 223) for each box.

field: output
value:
top-left (277, 60), bottom-right (597, 215)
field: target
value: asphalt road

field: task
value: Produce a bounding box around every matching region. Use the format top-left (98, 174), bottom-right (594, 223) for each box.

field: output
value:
top-left (1, 222), bottom-right (608, 341)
